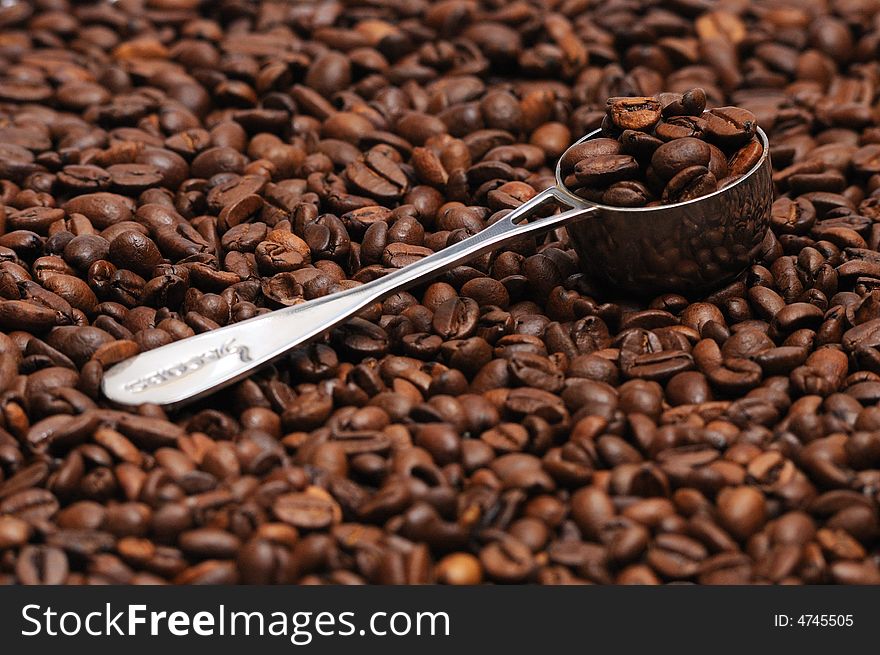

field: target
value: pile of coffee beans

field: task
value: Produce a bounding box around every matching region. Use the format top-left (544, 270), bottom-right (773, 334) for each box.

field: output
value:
top-left (2, 0), bottom-right (880, 585)
top-left (561, 89), bottom-right (764, 206)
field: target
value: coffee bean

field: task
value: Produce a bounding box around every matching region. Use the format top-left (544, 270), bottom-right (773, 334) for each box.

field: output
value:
top-left (435, 553), bottom-right (483, 585)
top-left (571, 487), bottom-right (615, 541)
top-left (432, 297), bottom-right (479, 340)
top-left (717, 486), bottom-right (768, 540)
top-left (647, 533), bottom-right (707, 579)
top-left (179, 528), bottom-right (242, 559)
top-left (729, 138), bottom-right (765, 176)
top-left (109, 231), bottom-right (163, 278)
top-left (508, 352), bottom-right (564, 392)
top-left (16, 545), bottom-right (69, 585)
top-left (602, 180), bottom-right (652, 207)
top-left (273, 489), bottom-right (341, 529)
top-left (704, 107), bottom-right (758, 148)
top-left (662, 166), bottom-right (718, 203)
top-left (620, 130), bottom-right (664, 159)
top-left (655, 115), bottom-right (708, 141)
top-left (569, 90), bottom-right (760, 205)
top-left (573, 154), bottom-right (639, 187)
top-left (0, 300), bottom-right (63, 332)
top-left (652, 138), bottom-right (711, 180)
top-left (660, 89), bottom-right (707, 118)
top-left (607, 97), bottom-right (662, 131)
top-left (480, 535), bottom-right (536, 583)
top-left (666, 371), bottom-right (712, 405)
top-left (0, 516), bottom-right (31, 549)
top-left (559, 139), bottom-right (622, 176)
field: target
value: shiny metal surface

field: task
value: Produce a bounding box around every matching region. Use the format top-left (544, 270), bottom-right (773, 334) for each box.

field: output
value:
top-left (563, 127), bottom-right (772, 294)
top-left (101, 189), bottom-right (596, 407)
top-left (103, 126), bottom-right (772, 407)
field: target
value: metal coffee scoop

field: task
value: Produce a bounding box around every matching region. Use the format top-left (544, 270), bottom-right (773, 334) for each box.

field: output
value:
top-left (103, 127), bottom-right (772, 407)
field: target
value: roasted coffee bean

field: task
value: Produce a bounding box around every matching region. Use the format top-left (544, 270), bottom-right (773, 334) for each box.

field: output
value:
top-left (646, 533), bottom-right (707, 580)
top-left (273, 489), bottom-right (341, 530)
top-left (479, 535), bottom-right (536, 583)
top-left (606, 97), bottom-right (662, 131)
top-left (559, 139), bottom-right (622, 177)
top-left (703, 107), bottom-right (758, 148)
top-left (0, 516), bottom-right (30, 549)
top-left (571, 90), bottom-right (761, 205)
top-left (660, 89), bottom-right (706, 118)
top-left (729, 139), bottom-right (765, 177)
top-left (655, 116), bottom-right (708, 141)
top-left (109, 231), bottom-right (163, 278)
top-left (717, 486), bottom-right (768, 541)
top-left (432, 297), bottom-right (479, 340)
top-left (16, 545), bottom-right (69, 585)
top-left (666, 371), bottom-right (712, 406)
top-left (663, 166), bottom-right (718, 203)
top-left (573, 154), bottom-right (639, 188)
top-left (620, 130), bottom-right (664, 159)
top-left (602, 181), bottom-right (652, 207)
top-left (652, 138), bottom-right (711, 180)
top-left (435, 552), bottom-right (483, 585)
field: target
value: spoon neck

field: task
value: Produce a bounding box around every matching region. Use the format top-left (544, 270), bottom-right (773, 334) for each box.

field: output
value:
top-left (362, 186), bottom-right (582, 298)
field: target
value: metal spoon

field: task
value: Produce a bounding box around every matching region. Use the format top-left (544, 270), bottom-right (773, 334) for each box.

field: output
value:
top-left (102, 127), bottom-right (772, 407)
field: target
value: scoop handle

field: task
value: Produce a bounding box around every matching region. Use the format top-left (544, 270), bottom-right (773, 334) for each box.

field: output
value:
top-left (101, 187), bottom-right (594, 407)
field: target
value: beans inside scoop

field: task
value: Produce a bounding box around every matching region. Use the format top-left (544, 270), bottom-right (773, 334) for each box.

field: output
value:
top-left (561, 89), bottom-right (764, 207)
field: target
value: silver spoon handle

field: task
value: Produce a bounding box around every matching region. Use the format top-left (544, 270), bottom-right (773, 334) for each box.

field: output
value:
top-left (102, 187), bottom-right (594, 407)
